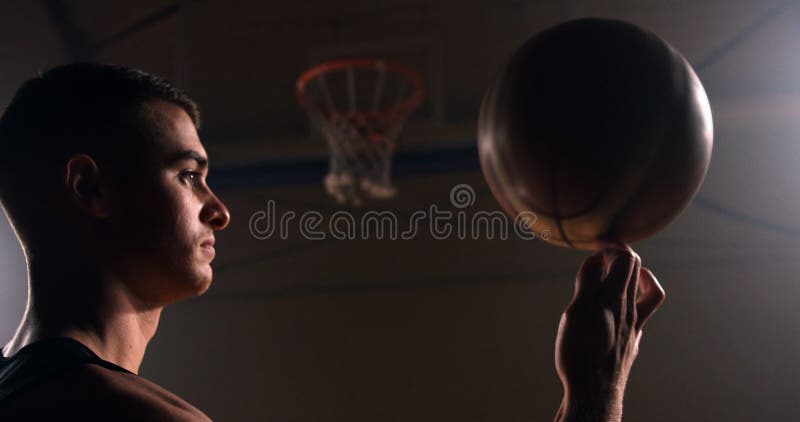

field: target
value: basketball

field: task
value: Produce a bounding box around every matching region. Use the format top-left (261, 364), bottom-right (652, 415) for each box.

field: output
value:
top-left (478, 18), bottom-right (713, 250)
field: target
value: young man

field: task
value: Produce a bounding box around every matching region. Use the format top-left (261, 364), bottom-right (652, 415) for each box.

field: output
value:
top-left (0, 63), bottom-right (227, 420)
top-left (0, 63), bottom-right (664, 421)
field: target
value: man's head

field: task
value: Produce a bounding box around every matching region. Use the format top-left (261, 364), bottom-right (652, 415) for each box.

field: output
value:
top-left (0, 63), bottom-right (229, 305)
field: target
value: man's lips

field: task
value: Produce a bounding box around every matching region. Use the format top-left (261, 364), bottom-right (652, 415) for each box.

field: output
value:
top-left (200, 238), bottom-right (216, 256)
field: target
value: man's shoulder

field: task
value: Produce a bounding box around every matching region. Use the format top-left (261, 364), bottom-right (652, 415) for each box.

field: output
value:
top-left (0, 363), bottom-right (211, 421)
top-left (74, 364), bottom-right (212, 420)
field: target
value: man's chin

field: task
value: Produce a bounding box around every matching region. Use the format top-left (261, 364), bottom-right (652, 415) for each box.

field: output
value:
top-left (187, 268), bottom-right (214, 297)
top-left (194, 275), bottom-right (213, 296)
top-left (166, 269), bottom-right (213, 303)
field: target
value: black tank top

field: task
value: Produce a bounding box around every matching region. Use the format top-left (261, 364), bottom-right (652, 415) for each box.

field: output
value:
top-left (0, 337), bottom-right (133, 403)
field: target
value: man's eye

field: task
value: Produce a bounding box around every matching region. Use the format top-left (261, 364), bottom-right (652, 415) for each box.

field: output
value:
top-left (180, 170), bottom-right (202, 184)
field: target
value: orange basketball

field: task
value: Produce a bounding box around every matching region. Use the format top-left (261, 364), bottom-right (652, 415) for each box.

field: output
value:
top-left (478, 18), bottom-right (713, 250)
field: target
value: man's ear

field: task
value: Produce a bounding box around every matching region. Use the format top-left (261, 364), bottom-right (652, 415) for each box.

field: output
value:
top-left (65, 154), bottom-right (110, 218)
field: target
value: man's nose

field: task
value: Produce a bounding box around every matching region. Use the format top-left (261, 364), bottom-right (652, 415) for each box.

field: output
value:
top-left (201, 191), bottom-right (230, 230)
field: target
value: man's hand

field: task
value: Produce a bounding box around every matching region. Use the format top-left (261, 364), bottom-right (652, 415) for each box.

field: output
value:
top-left (554, 247), bottom-right (665, 422)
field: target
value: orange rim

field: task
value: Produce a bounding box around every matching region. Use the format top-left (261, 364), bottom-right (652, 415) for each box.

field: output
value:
top-left (296, 58), bottom-right (425, 119)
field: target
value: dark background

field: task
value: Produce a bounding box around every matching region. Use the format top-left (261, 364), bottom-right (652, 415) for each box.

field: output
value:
top-left (1, 0), bottom-right (799, 420)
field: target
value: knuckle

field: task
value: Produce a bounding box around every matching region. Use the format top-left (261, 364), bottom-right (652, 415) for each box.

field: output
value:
top-left (563, 301), bottom-right (579, 315)
top-left (563, 302), bottom-right (584, 316)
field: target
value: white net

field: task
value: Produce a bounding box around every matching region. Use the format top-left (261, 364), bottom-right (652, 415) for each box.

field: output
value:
top-left (298, 60), bottom-right (423, 206)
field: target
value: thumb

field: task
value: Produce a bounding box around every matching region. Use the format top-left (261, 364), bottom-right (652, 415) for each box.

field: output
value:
top-left (635, 267), bottom-right (666, 331)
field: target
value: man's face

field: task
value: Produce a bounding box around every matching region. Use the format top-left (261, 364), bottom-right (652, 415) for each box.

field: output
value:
top-left (106, 100), bottom-right (230, 306)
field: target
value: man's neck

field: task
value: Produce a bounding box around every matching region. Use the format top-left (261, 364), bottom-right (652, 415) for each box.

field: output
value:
top-left (60, 304), bottom-right (163, 374)
top-left (2, 264), bottom-right (164, 374)
top-left (3, 300), bottom-right (162, 374)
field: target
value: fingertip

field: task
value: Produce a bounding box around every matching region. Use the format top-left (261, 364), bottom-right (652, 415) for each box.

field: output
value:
top-left (596, 238), bottom-right (628, 250)
top-left (601, 243), bottom-right (634, 256)
top-left (602, 247), bottom-right (636, 269)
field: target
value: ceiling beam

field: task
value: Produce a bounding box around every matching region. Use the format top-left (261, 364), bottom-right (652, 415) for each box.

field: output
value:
top-left (41, 0), bottom-right (93, 60)
top-left (93, 3), bottom-right (180, 53)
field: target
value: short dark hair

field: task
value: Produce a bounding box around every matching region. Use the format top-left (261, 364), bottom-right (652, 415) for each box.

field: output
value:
top-left (0, 62), bottom-right (199, 167)
top-left (0, 62), bottom-right (200, 247)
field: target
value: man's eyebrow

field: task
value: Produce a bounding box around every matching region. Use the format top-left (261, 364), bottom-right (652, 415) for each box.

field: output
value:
top-left (166, 150), bottom-right (208, 169)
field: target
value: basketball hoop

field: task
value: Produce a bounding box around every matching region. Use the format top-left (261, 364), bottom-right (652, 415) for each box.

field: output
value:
top-left (297, 59), bottom-right (424, 206)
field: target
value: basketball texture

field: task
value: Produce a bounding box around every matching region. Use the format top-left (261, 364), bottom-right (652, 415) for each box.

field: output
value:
top-left (478, 18), bottom-right (713, 250)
